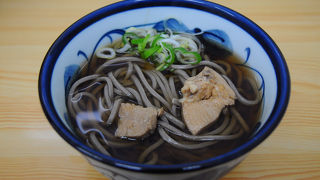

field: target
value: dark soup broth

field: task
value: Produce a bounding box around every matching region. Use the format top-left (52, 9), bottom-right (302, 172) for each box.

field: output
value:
top-left (66, 28), bottom-right (261, 165)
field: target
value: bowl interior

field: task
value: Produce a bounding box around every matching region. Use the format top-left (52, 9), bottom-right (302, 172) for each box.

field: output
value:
top-left (51, 6), bottom-right (276, 136)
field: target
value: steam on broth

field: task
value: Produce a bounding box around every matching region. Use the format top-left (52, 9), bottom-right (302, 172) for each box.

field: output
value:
top-left (67, 26), bottom-right (261, 165)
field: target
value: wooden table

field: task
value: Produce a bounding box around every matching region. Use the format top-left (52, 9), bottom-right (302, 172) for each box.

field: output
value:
top-left (0, 0), bottom-right (319, 179)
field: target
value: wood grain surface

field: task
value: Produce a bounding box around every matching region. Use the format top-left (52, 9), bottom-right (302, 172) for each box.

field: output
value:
top-left (0, 0), bottom-right (319, 179)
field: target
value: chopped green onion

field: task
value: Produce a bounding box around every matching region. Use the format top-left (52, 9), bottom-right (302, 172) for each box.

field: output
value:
top-left (141, 46), bottom-right (161, 59)
top-left (151, 34), bottom-right (164, 47)
top-left (120, 28), bottom-right (203, 71)
top-left (156, 63), bottom-right (170, 71)
top-left (131, 38), bottom-right (144, 45)
top-left (138, 34), bottom-right (150, 52)
top-left (162, 43), bottom-right (175, 65)
top-left (174, 47), bottom-right (202, 65)
top-left (153, 43), bottom-right (176, 71)
top-left (122, 32), bottom-right (139, 44)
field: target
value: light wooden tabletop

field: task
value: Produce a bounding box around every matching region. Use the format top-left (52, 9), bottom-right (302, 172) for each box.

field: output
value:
top-left (0, 0), bottom-right (319, 179)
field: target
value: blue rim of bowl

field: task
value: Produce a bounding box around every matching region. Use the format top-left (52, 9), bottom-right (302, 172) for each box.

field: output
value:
top-left (39, 0), bottom-right (290, 174)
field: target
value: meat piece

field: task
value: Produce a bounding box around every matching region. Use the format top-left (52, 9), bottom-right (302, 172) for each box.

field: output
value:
top-left (181, 66), bottom-right (236, 135)
top-left (115, 103), bottom-right (163, 138)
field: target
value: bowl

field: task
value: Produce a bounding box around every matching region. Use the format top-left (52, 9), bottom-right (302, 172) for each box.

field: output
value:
top-left (38, 0), bottom-right (290, 179)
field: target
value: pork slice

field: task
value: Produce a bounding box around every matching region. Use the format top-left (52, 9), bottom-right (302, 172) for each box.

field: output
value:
top-left (181, 66), bottom-right (236, 135)
top-left (115, 103), bottom-right (163, 138)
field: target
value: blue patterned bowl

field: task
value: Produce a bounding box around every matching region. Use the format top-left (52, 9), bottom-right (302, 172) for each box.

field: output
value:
top-left (38, 0), bottom-right (290, 179)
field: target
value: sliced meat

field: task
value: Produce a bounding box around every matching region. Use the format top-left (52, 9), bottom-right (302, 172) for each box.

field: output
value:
top-left (181, 66), bottom-right (236, 135)
top-left (115, 103), bottom-right (163, 138)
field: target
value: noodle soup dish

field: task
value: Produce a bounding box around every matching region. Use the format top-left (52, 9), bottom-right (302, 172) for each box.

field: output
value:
top-left (39, 1), bottom-right (290, 180)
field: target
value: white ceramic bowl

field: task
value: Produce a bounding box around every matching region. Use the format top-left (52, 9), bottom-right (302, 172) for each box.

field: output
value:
top-left (39, 1), bottom-right (290, 179)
